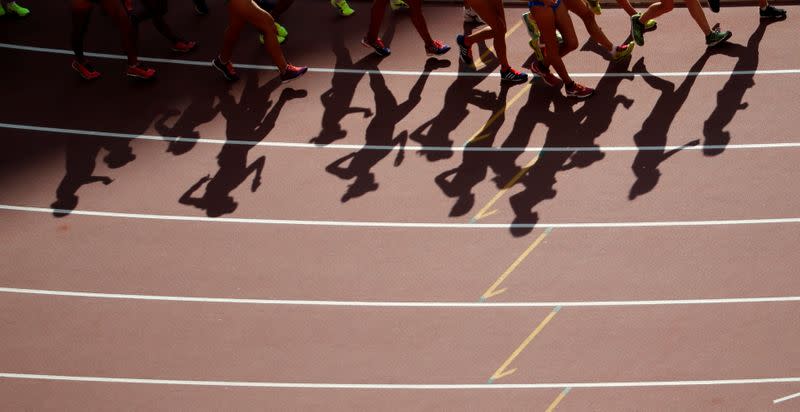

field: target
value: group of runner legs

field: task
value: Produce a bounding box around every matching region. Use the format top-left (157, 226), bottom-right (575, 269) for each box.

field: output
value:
top-left (67, 0), bottom-right (787, 98)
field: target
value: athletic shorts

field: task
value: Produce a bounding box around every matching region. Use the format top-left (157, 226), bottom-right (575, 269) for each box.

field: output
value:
top-left (528, 0), bottom-right (560, 9)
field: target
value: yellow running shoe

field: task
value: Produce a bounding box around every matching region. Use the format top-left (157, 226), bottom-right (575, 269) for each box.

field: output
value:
top-left (5, 2), bottom-right (30, 17)
top-left (331, 0), bottom-right (354, 16)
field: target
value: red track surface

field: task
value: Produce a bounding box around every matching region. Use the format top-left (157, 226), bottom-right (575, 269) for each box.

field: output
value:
top-left (1, 0), bottom-right (799, 410)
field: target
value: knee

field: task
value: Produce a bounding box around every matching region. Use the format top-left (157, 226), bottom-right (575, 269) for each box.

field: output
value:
top-left (563, 36), bottom-right (579, 53)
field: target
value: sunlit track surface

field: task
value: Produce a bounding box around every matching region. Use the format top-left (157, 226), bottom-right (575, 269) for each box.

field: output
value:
top-left (1, 1), bottom-right (799, 410)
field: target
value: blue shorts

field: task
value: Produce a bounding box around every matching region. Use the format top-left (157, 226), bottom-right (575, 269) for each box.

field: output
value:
top-left (528, 0), bottom-right (560, 9)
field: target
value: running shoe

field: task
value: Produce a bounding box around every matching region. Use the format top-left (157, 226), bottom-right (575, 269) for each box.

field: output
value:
top-left (126, 64), bottom-right (156, 80)
top-left (280, 64), bottom-right (308, 83)
top-left (709, 0), bottom-right (720, 13)
top-left (464, 6), bottom-right (484, 23)
top-left (587, 0), bottom-right (601, 15)
top-left (0, 5), bottom-right (4, 17)
top-left (565, 81), bottom-right (594, 98)
top-left (530, 61), bottom-right (562, 88)
top-left (212, 56), bottom-right (239, 82)
top-left (71, 60), bottom-right (101, 80)
top-left (630, 13), bottom-right (645, 46)
top-left (760, 5), bottom-right (787, 19)
top-left (193, 0), bottom-right (209, 15)
top-left (275, 22), bottom-right (288, 38)
top-left (171, 40), bottom-right (197, 53)
top-left (425, 39), bottom-right (451, 56)
top-left (610, 41), bottom-right (635, 62)
top-left (644, 18), bottom-right (657, 31)
top-left (4, 2), bottom-right (30, 17)
top-left (390, 0), bottom-right (408, 11)
top-left (705, 27), bottom-right (731, 47)
top-left (362, 37), bottom-right (391, 57)
top-left (331, 0), bottom-right (354, 16)
top-left (500, 67), bottom-right (529, 84)
top-left (456, 34), bottom-right (473, 66)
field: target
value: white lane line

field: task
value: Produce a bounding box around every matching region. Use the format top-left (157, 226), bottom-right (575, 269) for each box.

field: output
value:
top-left (5, 121), bottom-right (800, 153)
top-left (2, 286), bottom-right (800, 308)
top-left (3, 42), bottom-right (800, 79)
top-left (1, 373), bottom-right (800, 389)
top-left (774, 390), bottom-right (800, 404)
top-left (3, 204), bottom-right (800, 229)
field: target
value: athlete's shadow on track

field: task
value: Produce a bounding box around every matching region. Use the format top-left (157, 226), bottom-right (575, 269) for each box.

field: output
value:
top-left (326, 57), bottom-right (450, 202)
top-left (154, 84), bottom-right (227, 156)
top-left (627, 51), bottom-right (719, 200)
top-left (702, 20), bottom-right (774, 156)
top-left (409, 24), bottom-right (499, 161)
top-left (50, 138), bottom-right (136, 217)
top-left (435, 82), bottom-right (515, 216)
top-left (180, 74), bottom-right (306, 216)
top-left (508, 59), bottom-right (636, 236)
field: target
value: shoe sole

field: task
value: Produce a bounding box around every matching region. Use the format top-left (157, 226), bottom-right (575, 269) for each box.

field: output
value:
top-left (281, 70), bottom-right (307, 84)
top-left (611, 43), bottom-right (635, 62)
top-left (72, 67), bottom-right (101, 80)
top-left (126, 72), bottom-right (156, 80)
top-left (566, 91), bottom-right (594, 99)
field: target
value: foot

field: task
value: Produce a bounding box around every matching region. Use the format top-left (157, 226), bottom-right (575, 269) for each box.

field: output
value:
top-left (705, 27), bottom-right (732, 47)
top-left (390, 0), bottom-right (408, 11)
top-left (500, 67), bottom-right (529, 84)
top-left (212, 56), bottom-right (239, 82)
top-left (5, 2), bottom-right (30, 17)
top-left (565, 81), bottom-right (594, 98)
top-left (530, 61), bottom-right (562, 88)
top-left (456, 34), bottom-right (473, 66)
top-left (644, 18), bottom-right (657, 31)
top-left (171, 40), bottom-right (198, 53)
top-left (330, 0), bottom-right (354, 16)
top-left (610, 41), bottom-right (635, 61)
top-left (280, 64), bottom-right (308, 83)
top-left (425, 40), bottom-right (451, 57)
top-left (760, 5), bottom-right (787, 20)
top-left (631, 14), bottom-right (645, 46)
top-left (362, 37), bottom-right (391, 57)
top-left (126, 64), bottom-right (156, 80)
top-left (71, 60), bottom-right (101, 80)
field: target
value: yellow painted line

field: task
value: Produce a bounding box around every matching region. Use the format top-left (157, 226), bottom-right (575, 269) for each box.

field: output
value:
top-left (545, 388), bottom-right (572, 412)
top-left (480, 227), bottom-right (552, 300)
top-left (472, 154), bottom-right (539, 222)
top-left (466, 83), bottom-right (532, 145)
top-left (489, 306), bottom-right (560, 382)
top-left (474, 20), bottom-right (524, 68)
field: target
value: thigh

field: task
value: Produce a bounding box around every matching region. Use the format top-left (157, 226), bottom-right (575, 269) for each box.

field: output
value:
top-left (228, 0), bottom-right (274, 30)
top-left (466, 0), bottom-right (505, 31)
top-left (552, 1), bottom-right (577, 40)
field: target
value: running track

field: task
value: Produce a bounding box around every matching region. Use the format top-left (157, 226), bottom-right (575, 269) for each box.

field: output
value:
top-left (1, 1), bottom-right (799, 410)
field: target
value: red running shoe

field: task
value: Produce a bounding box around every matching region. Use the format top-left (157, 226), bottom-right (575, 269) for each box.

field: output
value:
top-left (126, 64), bottom-right (156, 80)
top-left (172, 40), bottom-right (198, 53)
top-left (72, 60), bottom-right (101, 80)
top-left (530, 61), bottom-right (562, 88)
top-left (565, 81), bottom-right (594, 98)
top-left (280, 64), bottom-right (308, 83)
top-left (212, 56), bottom-right (239, 82)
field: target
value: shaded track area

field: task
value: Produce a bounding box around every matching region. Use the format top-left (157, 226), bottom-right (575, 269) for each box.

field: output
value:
top-left (1, 0), bottom-right (799, 410)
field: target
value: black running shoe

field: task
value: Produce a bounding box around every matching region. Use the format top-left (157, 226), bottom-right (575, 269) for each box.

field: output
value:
top-left (760, 5), bottom-right (787, 20)
top-left (212, 56), bottom-right (239, 82)
top-left (709, 0), bottom-right (720, 13)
